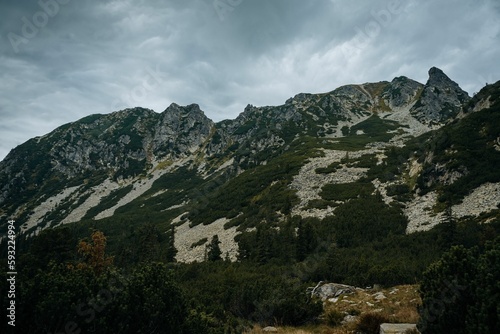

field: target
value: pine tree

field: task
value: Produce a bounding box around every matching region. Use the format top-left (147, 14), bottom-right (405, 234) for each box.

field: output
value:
top-left (166, 225), bottom-right (177, 262)
top-left (418, 245), bottom-right (477, 333)
top-left (207, 235), bottom-right (222, 262)
top-left (439, 203), bottom-right (457, 248)
top-left (296, 220), bottom-right (316, 261)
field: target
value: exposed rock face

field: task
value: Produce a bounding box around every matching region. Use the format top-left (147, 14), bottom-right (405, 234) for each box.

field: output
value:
top-left (153, 103), bottom-right (215, 158)
top-left (1, 68), bottom-right (498, 256)
top-left (0, 105), bottom-right (215, 206)
top-left (382, 76), bottom-right (423, 109)
top-left (174, 217), bottom-right (240, 263)
top-left (290, 149), bottom-right (378, 219)
top-left (308, 282), bottom-right (357, 300)
top-left (410, 67), bottom-right (470, 125)
top-left (405, 183), bottom-right (500, 234)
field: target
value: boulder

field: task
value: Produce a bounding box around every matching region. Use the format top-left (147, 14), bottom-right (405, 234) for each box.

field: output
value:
top-left (308, 281), bottom-right (357, 300)
top-left (380, 323), bottom-right (419, 334)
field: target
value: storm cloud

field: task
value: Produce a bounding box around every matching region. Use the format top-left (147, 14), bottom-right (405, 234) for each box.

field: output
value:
top-left (1, 0), bottom-right (499, 159)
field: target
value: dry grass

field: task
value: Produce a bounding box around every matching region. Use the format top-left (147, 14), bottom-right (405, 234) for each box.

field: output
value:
top-left (245, 324), bottom-right (352, 334)
top-left (244, 285), bottom-right (421, 334)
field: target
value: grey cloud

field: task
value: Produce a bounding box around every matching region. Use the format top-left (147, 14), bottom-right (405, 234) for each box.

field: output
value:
top-left (0, 0), bottom-right (499, 160)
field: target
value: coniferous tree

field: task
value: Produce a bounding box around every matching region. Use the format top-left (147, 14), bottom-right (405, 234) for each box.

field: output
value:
top-left (467, 238), bottom-right (500, 333)
top-left (418, 245), bottom-right (477, 333)
top-left (206, 235), bottom-right (222, 262)
top-left (279, 219), bottom-right (296, 262)
top-left (438, 203), bottom-right (457, 248)
top-left (136, 223), bottom-right (163, 262)
top-left (166, 224), bottom-right (177, 263)
top-left (296, 220), bottom-right (316, 261)
top-left (418, 239), bottom-right (500, 333)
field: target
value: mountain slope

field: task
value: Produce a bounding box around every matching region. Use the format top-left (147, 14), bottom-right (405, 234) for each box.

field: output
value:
top-left (1, 68), bottom-right (498, 263)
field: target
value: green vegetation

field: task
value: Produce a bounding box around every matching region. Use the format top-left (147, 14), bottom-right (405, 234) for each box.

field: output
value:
top-left (417, 104), bottom-right (500, 204)
top-left (3, 80), bottom-right (500, 333)
top-left (206, 235), bottom-right (222, 261)
top-left (418, 238), bottom-right (500, 333)
top-left (320, 182), bottom-right (374, 201)
top-left (12, 215), bottom-right (488, 333)
top-left (355, 313), bottom-right (389, 334)
top-left (189, 141), bottom-right (322, 228)
top-left (332, 114), bottom-right (401, 150)
top-left (82, 185), bottom-right (133, 220)
top-left (191, 237), bottom-right (208, 249)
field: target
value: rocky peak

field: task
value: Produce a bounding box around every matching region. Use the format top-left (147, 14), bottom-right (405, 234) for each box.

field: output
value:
top-left (410, 67), bottom-right (470, 125)
top-left (152, 103), bottom-right (214, 158)
top-left (333, 85), bottom-right (370, 101)
top-left (285, 93), bottom-right (314, 105)
top-left (427, 66), bottom-right (448, 83)
top-left (382, 76), bottom-right (423, 108)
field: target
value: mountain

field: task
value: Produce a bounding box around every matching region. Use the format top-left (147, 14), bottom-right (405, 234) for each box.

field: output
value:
top-left (0, 67), bottom-right (499, 263)
top-left (410, 67), bottom-right (470, 125)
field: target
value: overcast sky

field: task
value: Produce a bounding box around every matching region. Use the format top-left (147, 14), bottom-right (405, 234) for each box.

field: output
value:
top-left (1, 0), bottom-right (499, 160)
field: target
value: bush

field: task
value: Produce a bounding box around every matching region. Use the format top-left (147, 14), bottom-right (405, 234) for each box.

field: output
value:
top-left (326, 309), bottom-right (345, 327)
top-left (418, 238), bottom-right (500, 333)
top-left (355, 312), bottom-right (389, 334)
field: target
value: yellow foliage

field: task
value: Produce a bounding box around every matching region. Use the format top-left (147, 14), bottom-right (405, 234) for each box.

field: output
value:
top-left (76, 230), bottom-right (114, 275)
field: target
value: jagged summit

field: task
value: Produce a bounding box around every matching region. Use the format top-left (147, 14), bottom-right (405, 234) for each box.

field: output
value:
top-left (1, 67), bottom-right (497, 245)
top-left (381, 76), bottom-right (423, 109)
top-left (410, 67), bottom-right (470, 125)
top-left (428, 66), bottom-right (446, 78)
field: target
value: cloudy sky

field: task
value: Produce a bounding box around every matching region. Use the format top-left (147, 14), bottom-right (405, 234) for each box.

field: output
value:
top-left (1, 0), bottom-right (499, 160)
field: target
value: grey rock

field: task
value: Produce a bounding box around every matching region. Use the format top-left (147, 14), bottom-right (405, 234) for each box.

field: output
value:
top-left (309, 282), bottom-right (357, 300)
top-left (382, 76), bottom-right (423, 108)
top-left (262, 326), bottom-right (278, 332)
top-left (410, 67), bottom-right (470, 125)
top-left (380, 323), bottom-right (419, 334)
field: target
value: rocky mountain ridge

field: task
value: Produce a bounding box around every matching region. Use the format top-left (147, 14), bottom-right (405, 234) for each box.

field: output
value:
top-left (1, 67), bottom-right (499, 263)
top-left (410, 67), bottom-right (470, 124)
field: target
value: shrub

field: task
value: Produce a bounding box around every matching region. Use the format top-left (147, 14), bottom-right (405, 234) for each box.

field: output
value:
top-left (326, 309), bottom-right (345, 327)
top-left (355, 312), bottom-right (389, 334)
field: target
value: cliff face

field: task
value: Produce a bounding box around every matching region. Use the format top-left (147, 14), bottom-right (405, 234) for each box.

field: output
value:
top-left (0, 104), bottom-right (215, 205)
top-left (410, 67), bottom-right (470, 125)
top-left (1, 68), bottom-right (499, 262)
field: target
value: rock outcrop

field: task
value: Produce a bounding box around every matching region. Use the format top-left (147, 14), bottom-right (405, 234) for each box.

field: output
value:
top-left (308, 282), bottom-right (357, 300)
top-left (380, 323), bottom-right (419, 334)
top-left (382, 76), bottom-right (423, 109)
top-left (1, 68), bottom-right (498, 254)
top-left (410, 67), bottom-right (470, 125)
